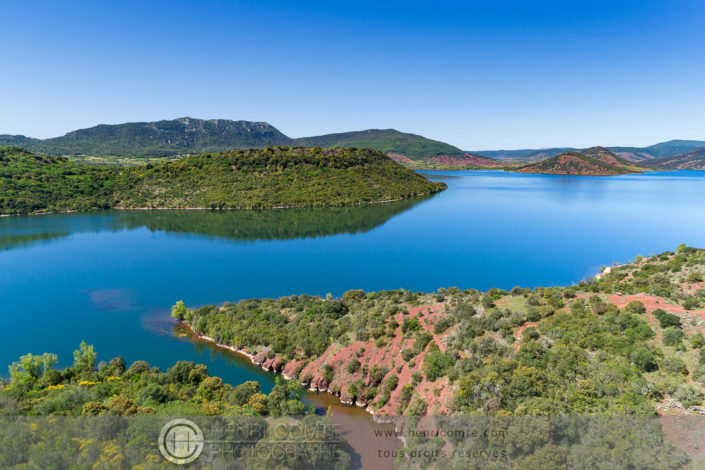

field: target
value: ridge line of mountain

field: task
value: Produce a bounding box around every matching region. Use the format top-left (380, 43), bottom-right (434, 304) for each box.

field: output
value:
top-left (2, 117), bottom-right (703, 169)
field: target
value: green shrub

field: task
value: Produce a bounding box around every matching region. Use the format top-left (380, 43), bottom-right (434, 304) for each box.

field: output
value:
top-left (675, 383), bottom-right (704, 407)
top-left (662, 357), bottom-right (688, 375)
top-left (625, 301), bottom-right (646, 315)
top-left (653, 309), bottom-right (681, 329)
top-left (663, 327), bottom-right (685, 347)
top-left (346, 358), bottom-right (361, 374)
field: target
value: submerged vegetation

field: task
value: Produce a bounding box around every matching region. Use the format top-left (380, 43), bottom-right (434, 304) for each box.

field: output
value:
top-left (0, 146), bottom-right (445, 215)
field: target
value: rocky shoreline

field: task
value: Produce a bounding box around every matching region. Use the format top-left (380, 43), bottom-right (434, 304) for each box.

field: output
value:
top-left (179, 321), bottom-right (380, 417)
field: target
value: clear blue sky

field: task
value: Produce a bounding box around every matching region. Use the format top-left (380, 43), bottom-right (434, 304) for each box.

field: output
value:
top-left (2, 0), bottom-right (704, 149)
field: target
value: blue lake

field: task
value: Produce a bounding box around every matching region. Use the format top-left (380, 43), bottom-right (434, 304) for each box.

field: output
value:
top-left (1, 169), bottom-right (705, 392)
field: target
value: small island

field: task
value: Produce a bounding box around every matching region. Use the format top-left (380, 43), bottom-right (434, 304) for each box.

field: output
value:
top-left (0, 146), bottom-right (446, 215)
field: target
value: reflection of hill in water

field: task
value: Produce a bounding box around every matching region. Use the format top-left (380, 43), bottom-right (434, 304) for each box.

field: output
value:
top-left (0, 195), bottom-right (430, 251)
top-left (115, 196), bottom-right (429, 241)
top-left (0, 231), bottom-right (70, 252)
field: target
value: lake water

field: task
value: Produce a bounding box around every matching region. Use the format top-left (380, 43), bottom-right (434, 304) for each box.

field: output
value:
top-left (2, 169), bottom-right (705, 390)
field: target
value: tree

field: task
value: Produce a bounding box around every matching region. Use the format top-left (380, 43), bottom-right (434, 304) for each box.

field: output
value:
top-left (630, 347), bottom-right (658, 372)
top-left (73, 341), bottom-right (97, 374)
top-left (166, 361), bottom-right (196, 383)
top-left (233, 381), bottom-right (261, 406)
top-left (8, 353), bottom-right (56, 390)
top-left (108, 356), bottom-right (126, 375)
top-left (171, 300), bottom-right (188, 321)
top-left (423, 350), bottom-right (454, 382)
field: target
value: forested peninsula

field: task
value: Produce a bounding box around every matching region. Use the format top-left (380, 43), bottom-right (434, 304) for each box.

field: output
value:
top-left (173, 245), bottom-right (705, 419)
top-left (0, 146), bottom-right (445, 215)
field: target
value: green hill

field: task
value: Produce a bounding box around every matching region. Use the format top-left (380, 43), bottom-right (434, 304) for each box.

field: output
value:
top-left (515, 147), bottom-right (648, 175)
top-left (646, 147), bottom-right (705, 170)
top-left (0, 118), bottom-right (468, 164)
top-left (293, 129), bottom-right (464, 160)
top-left (0, 146), bottom-right (445, 215)
top-left (1, 117), bottom-right (292, 158)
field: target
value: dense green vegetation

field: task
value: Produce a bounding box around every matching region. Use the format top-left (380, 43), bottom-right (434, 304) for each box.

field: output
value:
top-left (166, 246), bottom-right (705, 467)
top-left (0, 343), bottom-right (351, 468)
top-left (0, 341), bottom-right (310, 417)
top-left (0, 146), bottom-right (445, 215)
top-left (174, 245), bottom-right (705, 417)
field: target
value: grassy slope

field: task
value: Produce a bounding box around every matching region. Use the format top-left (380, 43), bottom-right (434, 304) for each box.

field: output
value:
top-left (0, 146), bottom-right (445, 215)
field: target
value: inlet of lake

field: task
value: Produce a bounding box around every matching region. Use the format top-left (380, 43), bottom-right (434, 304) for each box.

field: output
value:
top-left (2, 169), bottom-right (705, 409)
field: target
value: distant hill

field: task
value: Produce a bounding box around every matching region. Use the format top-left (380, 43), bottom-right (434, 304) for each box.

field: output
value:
top-left (293, 129), bottom-right (463, 160)
top-left (610, 140), bottom-right (705, 162)
top-left (471, 148), bottom-right (574, 162)
top-left (1, 117), bottom-right (292, 158)
top-left (0, 118), bottom-right (470, 165)
top-left (0, 146), bottom-right (445, 215)
top-left (6, 118), bottom-right (701, 170)
top-left (646, 147), bottom-right (705, 170)
top-left (472, 140), bottom-right (705, 163)
top-left (514, 147), bottom-right (648, 175)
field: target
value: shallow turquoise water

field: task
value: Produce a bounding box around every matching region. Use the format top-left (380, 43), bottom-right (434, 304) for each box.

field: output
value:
top-left (1, 170), bottom-right (704, 390)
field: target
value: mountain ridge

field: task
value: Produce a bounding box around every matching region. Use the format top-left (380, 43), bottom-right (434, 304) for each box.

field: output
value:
top-left (0, 118), bottom-right (464, 163)
top-left (2, 118), bottom-right (702, 169)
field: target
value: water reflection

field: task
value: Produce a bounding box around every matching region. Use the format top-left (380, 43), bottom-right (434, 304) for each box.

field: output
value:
top-left (0, 194), bottom-right (432, 251)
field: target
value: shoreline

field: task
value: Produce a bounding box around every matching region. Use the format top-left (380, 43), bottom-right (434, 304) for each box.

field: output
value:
top-left (178, 321), bottom-right (381, 418)
top-left (0, 190), bottom-right (444, 218)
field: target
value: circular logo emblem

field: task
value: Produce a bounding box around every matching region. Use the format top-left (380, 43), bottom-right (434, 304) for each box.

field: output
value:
top-left (158, 419), bottom-right (204, 464)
